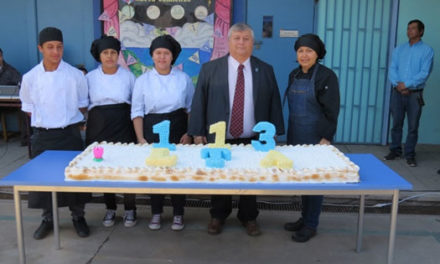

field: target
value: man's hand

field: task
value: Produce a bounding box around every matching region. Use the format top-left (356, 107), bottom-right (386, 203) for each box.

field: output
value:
top-left (193, 136), bottom-right (207, 145)
top-left (179, 133), bottom-right (192, 145)
top-left (396, 82), bottom-right (409, 95)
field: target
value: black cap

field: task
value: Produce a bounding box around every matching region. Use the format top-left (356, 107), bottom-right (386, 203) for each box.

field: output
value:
top-left (294, 34), bottom-right (326, 60)
top-left (39, 27), bottom-right (63, 46)
top-left (149, 35), bottom-right (182, 65)
top-left (90, 36), bottom-right (121, 62)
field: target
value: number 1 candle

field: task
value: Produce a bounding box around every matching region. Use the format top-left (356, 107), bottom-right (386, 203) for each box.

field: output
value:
top-left (153, 120), bottom-right (176, 150)
top-left (208, 121), bottom-right (230, 149)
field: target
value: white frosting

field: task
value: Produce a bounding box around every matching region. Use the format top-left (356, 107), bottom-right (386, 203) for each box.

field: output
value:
top-left (65, 142), bottom-right (360, 183)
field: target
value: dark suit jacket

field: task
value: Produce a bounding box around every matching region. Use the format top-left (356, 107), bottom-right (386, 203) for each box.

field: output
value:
top-left (188, 55), bottom-right (284, 142)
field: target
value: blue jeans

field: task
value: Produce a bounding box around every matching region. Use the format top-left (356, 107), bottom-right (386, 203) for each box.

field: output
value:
top-left (301, 195), bottom-right (323, 229)
top-left (390, 90), bottom-right (423, 159)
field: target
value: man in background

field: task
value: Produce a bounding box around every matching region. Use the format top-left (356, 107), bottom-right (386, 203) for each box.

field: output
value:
top-left (385, 19), bottom-right (434, 167)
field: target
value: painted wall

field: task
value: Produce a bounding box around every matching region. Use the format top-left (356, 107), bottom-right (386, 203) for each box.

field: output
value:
top-left (397, 0), bottom-right (440, 144)
top-left (0, 0), bottom-right (100, 75)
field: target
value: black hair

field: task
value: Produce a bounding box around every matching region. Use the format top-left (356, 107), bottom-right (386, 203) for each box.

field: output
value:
top-left (408, 19), bottom-right (425, 37)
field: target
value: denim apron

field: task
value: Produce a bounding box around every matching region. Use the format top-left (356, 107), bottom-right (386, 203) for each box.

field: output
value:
top-left (287, 64), bottom-right (322, 145)
top-left (286, 63), bottom-right (323, 229)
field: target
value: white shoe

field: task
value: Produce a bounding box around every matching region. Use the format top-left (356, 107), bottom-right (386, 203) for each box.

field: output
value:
top-left (102, 210), bottom-right (115, 227)
top-left (148, 214), bottom-right (161, 230)
top-left (171, 215), bottom-right (184, 231)
top-left (123, 210), bottom-right (137, 228)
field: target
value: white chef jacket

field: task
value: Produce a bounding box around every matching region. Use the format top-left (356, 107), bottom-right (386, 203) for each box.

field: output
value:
top-left (131, 67), bottom-right (195, 119)
top-left (20, 60), bottom-right (88, 129)
top-left (86, 65), bottom-right (135, 110)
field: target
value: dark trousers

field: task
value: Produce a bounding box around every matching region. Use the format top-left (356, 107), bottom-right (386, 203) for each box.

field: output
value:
top-left (390, 90), bottom-right (423, 159)
top-left (104, 193), bottom-right (136, 211)
top-left (210, 195), bottom-right (258, 222)
top-left (42, 204), bottom-right (85, 221)
top-left (143, 109), bottom-right (188, 216)
top-left (151, 195), bottom-right (186, 215)
top-left (29, 124), bottom-right (90, 219)
top-left (210, 137), bottom-right (259, 222)
top-left (301, 195), bottom-right (324, 229)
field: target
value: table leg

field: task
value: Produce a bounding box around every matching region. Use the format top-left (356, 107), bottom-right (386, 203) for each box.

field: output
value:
top-left (388, 190), bottom-right (399, 264)
top-left (51, 192), bottom-right (60, 250)
top-left (14, 187), bottom-right (26, 264)
top-left (356, 194), bottom-right (365, 252)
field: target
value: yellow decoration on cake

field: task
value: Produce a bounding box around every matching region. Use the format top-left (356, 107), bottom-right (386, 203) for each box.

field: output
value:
top-left (208, 121), bottom-right (231, 149)
top-left (146, 148), bottom-right (177, 167)
top-left (260, 150), bottom-right (293, 169)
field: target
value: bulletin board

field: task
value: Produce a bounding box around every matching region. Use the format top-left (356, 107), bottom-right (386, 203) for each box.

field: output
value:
top-left (100, 0), bottom-right (231, 83)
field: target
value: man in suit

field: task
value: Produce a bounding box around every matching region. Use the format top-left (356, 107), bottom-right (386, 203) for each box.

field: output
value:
top-left (188, 23), bottom-right (284, 236)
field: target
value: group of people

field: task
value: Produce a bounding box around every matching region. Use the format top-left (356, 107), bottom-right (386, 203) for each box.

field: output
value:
top-left (16, 18), bottom-right (433, 244)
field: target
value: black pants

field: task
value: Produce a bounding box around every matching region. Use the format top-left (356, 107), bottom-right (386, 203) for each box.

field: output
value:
top-left (104, 193), bottom-right (136, 211)
top-left (29, 123), bottom-right (89, 218)
top-left (143, 109), bottom-right (188, 215)
top-left (209, 137), bottom-right (259, 222)
top-left (151, 195), bottom-right (185, 215)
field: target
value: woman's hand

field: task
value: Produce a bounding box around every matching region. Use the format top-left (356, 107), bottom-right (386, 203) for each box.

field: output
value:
top-left (319, 138), bottom-right (331, 145)
top-left (137, 138), bottom-right (147, 144)
top-left (179, 133), bottom-right (192, 145)
top-left (193, 136), bottom-right (207, 145)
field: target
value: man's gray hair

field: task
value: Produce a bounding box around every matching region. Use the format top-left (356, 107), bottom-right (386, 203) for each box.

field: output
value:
top-left (228, 23), bottom-right (254, 39)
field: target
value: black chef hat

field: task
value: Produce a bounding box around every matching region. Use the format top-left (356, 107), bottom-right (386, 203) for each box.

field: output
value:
top-left (294, 34), bottom-right (327, 60)
top-left (149, 35), bottom-right (182, 65)
top-left (90, 36), bottom-right (121, 62)
top-left (39, 27), bottom-right (63, 46)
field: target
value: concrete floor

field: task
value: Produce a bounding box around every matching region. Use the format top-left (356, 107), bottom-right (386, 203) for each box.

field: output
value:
top-left (0, 200), bottom-right (439, 264)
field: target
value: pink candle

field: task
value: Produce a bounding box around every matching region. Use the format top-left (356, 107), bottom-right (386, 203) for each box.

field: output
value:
top-left (93, 146), bottom-right (104, 161)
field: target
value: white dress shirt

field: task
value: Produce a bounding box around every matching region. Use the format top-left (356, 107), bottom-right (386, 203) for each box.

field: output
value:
top-left (131, 67), bottom-right (195, 119)
top-left (86, 65), bottom-right (135, 110)
top-left (227, 56), bottom-right (255, 139)
top-left (20, 60), bottom-right (88, 128)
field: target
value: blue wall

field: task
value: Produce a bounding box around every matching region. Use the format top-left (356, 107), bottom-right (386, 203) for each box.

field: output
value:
top-left (0, 0), bottom-right (101, 75)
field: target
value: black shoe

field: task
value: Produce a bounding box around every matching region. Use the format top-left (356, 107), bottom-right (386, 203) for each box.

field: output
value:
top-left (291, 226), bottom-right (317, 243)
top-left (437, 169), bottom-right (440, 175)
top-left (33, 219), bottom-right (53, 240)
top-left (384, 152), bottom-right (401, 160)
top-left (284, 218), bottom-right (304, 232)
top-left (406, 158), bottom-right (417, 167)
top-left (73, 217), bottom-right (90, 238)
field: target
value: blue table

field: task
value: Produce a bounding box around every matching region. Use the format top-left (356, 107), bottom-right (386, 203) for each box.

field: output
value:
top-left (0, 151), bottom-right (412, 264)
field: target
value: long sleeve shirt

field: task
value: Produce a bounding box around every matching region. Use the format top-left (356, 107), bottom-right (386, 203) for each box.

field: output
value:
top-left (388, 40), bottom-right (434, 90)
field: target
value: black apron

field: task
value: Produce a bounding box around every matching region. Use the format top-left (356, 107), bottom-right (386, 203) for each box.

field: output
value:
top-left (143, 108), bottom-right (188, 144)
top-left (29, 123), bottom-right (91, 209)
top-left (85, 103), bottom-right (135, 146)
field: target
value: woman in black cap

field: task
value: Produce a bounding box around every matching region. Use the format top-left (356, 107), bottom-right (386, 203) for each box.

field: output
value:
top-left (86, 35), bottom-right (137, 228)
top-left (283, 34), bottom-right (340, 242)
top-left (131, 34), bottom-right (194, 231)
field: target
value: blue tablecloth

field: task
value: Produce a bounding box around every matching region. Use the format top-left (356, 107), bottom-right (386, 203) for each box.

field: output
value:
top-left (0, 151), bottom-right (412, 191)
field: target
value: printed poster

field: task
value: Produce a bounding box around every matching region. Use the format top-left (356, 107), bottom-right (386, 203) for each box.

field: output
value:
top-left (101, 0), bottom-right (231, 84)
